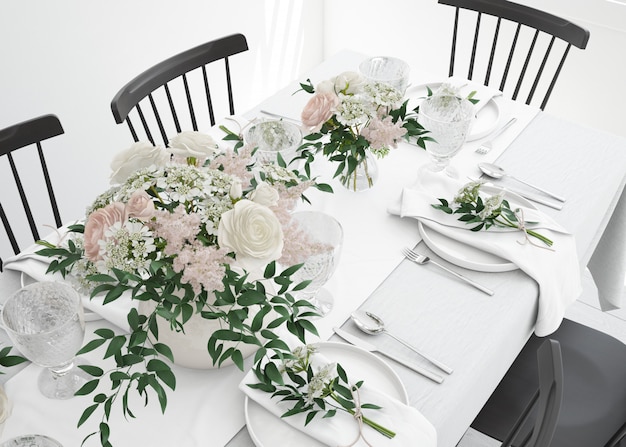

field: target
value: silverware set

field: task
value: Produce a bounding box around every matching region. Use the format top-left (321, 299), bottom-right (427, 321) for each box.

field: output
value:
top-left (333, 310), bottom-right (454, 384)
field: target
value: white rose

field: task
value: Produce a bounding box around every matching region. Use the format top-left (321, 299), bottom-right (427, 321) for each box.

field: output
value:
top-left (332, 71), bottom-right (364, 95)
top-left (110, 142), bottom-right (168, 184)
top-left (229, 179), bottom-right (243, 200)
top-left (249, 182), bottom-right (279, 207)
top-left (0, 385), bottom-right (11, 424)
top-left (218, 199), bottom-right (283, 272)
top-left (169, 131), bottom-right (219, 160)
top-left (316, 80), bottom-right (335, 94)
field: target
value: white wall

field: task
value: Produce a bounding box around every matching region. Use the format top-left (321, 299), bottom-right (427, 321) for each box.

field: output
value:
top-left (0, 0), bottom-right (323, 256)
top-left (323, 0), bottom-right (626, 139)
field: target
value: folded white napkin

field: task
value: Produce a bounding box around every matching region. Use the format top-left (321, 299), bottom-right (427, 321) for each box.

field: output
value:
top-left (447, 76), bottom-right (503, 114)
top-left (2, 225), bottom-right (133, 331)
top-left (393, 171), bottom-right (581, 337)
top-left (239, 343), bottom-right (437, 447)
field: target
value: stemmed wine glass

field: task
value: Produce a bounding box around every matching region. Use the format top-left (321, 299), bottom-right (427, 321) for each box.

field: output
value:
top-left (291, 211), bottom-right (343, 316)
top-left (418, 94), bottom-right (474, 177)
top-left (1, 281), bottom-right (89, 400)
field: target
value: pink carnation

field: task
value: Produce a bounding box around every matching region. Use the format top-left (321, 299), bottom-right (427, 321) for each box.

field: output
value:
top-left (84, 202), bottom-right (126, 261)
top-left (301, 92), bottom-right (340, 131)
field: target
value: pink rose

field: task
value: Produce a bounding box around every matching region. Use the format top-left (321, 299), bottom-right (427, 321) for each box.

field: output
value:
top-left (125, 190), bottom-right (154, 221)
top-left (84, 202), bottom-right (126, 261)
top-left (301, 92), bottom-right (339, 131)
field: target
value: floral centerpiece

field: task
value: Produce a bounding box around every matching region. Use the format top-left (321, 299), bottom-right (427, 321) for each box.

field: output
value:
top-left (297, 71), bottom-right (431, 191)
top-left (35, 131), bottom-right (341, 445)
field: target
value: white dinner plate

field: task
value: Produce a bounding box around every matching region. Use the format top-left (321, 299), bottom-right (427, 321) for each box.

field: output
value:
top-left (406, 82), bottom-right (500, 141)
top-left (20, 272), bottom-right (102, 322)
top-left (418, 185), bottom-right (537, 272)
top-left (244, 341), bottom-right (409, 447)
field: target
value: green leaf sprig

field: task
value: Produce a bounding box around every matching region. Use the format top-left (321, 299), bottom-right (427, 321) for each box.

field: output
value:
top-left (432, 181), bottom-right (553, 247)
top-left (248, 344), bottom-right (395, 439)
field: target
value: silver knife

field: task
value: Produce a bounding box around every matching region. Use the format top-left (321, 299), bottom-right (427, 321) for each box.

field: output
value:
top-left (333, 327), bottom-right (444, 384)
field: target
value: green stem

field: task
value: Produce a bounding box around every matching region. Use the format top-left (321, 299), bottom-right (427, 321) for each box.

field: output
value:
top-left (496, 217), bottom-right (553, 247)
top-left (329, 394), bottom-right (396, 439)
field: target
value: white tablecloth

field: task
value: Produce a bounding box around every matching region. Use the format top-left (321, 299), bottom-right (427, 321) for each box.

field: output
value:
top-left (1, 50), bottom-right (625, 447)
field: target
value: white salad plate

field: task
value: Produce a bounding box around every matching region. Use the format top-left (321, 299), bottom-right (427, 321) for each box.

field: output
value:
top-left (418, 185), bottom-right (536, 272)
top-left (406, 82), bottom-right (501, 141)
top-left (244, 341), bottom-right (408, 447)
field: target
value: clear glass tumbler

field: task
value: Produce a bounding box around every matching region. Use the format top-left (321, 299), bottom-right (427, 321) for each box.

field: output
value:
top-left (2, 282), bottom-right (88, 399)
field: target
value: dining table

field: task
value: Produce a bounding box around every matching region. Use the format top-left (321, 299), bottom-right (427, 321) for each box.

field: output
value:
top-left (1, 49), bottom-right (625, 447)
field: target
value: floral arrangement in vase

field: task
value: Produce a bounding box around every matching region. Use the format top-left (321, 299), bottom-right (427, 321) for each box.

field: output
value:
top-left (36, 131), bottom-right (336, 445)
top-left (297, 71), bottom-right (431, 191)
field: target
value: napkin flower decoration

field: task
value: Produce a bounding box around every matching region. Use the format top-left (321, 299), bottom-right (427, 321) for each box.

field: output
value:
top-left (249, 344), bottom-right (395, 441)
top-left (432, 180), bottom-right (553, 247)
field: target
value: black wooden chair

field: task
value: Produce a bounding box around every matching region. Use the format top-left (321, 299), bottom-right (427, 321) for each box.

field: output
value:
top-left (438, 0), bottom-right (590, 110)
top-left (0, 114), bottom-right (64, 270)
top-left (472, 318), bottom-right (626, 446)
top-left (110, 33), bottom-right (249, 147)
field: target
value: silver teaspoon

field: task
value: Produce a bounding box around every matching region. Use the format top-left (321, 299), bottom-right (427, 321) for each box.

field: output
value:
top-left (478, 162), bottom-right (566, 202)
top-left (350, 311), bottom-right (453, 374)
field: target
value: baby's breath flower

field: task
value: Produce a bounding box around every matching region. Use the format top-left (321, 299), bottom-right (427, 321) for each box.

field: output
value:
top-left (454, 180), bottom-right (484, 204)
top-left (478, 191), bottom-right (505, 219)
top-left (336, 94), bottom-right (372, 127)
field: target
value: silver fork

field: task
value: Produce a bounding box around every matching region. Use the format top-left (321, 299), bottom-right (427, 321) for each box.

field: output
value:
top-left (475, 117), bottom-right (517, 154)
top-left (402, 248), bottom-right (494, 296)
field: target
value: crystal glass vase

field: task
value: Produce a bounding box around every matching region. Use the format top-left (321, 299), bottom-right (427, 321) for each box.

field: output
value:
top-left (339, 151), bottom-right (379, 192)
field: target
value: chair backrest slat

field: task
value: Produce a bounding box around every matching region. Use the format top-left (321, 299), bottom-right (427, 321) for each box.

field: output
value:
top-left (202, 65), bottom-right (215, 126)
top-left (484, 18), bottom-right (502, 85)
top-left (225, 57), bottom-right (235, 116)
top-left (37, 142), bottom-right (61, 229)
top-left (148, 92), bottom-right (168, 147)
top-left (468, 12), bottom-right (482, 80)
top-left (111, 33), bottom-right (248, 144)
top-left (526, 36), bottom-right (555, 105)
top-left (182, 73), bottom-right (198, 132)
top-left (164, 83), bottom-right (181, 138)
top-left (439, 0), bottom-right (589, 109)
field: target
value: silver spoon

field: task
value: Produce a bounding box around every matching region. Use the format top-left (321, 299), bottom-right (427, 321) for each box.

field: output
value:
top-left (478, 162), bottom-right (566, 203)
top-left (350, 311), bottom-right (453, 374)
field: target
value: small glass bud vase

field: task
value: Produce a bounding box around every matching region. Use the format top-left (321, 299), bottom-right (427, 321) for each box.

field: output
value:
top-left (339, 151), bottom-right (379, 192)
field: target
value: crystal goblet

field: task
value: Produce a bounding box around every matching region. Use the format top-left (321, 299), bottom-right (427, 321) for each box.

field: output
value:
top-left (359, 56), bottom-right (410, 95)
top-left (244, 119), bottom-right (302, 166)
top-left (0, 434), bottom-right (63, 447)
top-left (291, 211), bottom-right (343, 316)
top-left (418, 94), bottom-right (474, 177)
top-left (2, 282), bottom-right (89, 399)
